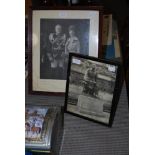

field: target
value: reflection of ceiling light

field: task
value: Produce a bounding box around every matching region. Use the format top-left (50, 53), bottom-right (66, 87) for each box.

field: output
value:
top-left (32, 33), bottom-right (38, 47)
top-left (106, 64), bottom-right (116, 72)
top-left (72, 58), bottom-right (81, 65)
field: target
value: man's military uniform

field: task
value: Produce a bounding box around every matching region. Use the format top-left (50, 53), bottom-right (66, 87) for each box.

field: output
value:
top-left (84, 68), bottom-right (97, 82)
top-left (49, 33), bottom-right (66, 68)
top-left (83, 67), bottom-right (97, 96)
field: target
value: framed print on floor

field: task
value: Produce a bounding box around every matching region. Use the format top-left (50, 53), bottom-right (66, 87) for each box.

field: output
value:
top-left (28, 6), bottom-right (103, 95)
top-left (65, 53), bottom-right (122, 126)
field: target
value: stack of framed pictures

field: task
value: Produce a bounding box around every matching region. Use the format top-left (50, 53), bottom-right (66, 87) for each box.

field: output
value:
top-left (27, 6), bottom-right (122, 127)
top-left (25, 106), bottom-right (64, 154)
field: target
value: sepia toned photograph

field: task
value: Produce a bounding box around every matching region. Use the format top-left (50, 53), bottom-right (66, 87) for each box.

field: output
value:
top-left (29, 8), bottom-right (101, 94)
top-left (65, 53), bottom-right (120, 125)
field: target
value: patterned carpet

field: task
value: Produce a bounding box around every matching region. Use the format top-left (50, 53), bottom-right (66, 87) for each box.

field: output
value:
top-left (26, 80), bottom-right (129, 155)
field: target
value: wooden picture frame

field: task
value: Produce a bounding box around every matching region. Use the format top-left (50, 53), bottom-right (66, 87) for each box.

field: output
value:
top-left (28, 6), bottom-right (103, 95)
top-left (64, 53), bottom-right (122, 126)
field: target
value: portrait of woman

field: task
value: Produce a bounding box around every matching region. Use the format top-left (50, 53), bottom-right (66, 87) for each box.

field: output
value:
top-left (65, 25), bottom-right (80, 54)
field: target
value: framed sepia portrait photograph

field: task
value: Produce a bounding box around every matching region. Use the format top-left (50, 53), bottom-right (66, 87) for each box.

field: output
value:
top-left (65, 53), bottom-right (122, 126)
top-left (29, 6), bottom-right (103, 95)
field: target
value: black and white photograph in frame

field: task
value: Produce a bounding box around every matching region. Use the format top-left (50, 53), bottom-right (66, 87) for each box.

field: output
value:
top-left (30, 7), bottom-right (101, 94)
top-left (40, 19), bottom-right (90, 80)
top-left (65, 53), bottom-right (121, 125)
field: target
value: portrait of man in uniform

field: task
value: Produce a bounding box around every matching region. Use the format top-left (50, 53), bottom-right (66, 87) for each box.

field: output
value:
top-left (49, 24), bottom-right (66, 79)
top-left (65, 54), bottom-right (119, 125)
top-left (83, 64), bottom-right (98, 96)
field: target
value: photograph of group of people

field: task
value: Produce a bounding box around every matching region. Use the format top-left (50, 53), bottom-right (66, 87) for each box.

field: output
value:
top-left (40, 19), bottom-right (90, 80)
